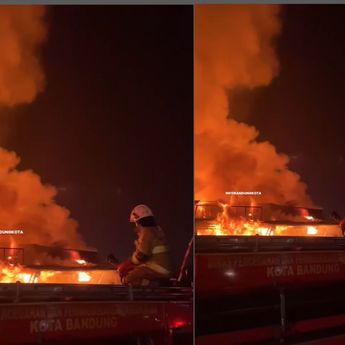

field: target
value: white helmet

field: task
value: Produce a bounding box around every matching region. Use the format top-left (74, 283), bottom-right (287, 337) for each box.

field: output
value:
top-left (130, 204), bottom-right (153, 223)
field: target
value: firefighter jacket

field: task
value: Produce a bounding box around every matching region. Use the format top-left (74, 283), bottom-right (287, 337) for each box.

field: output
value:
top-left (131, 225), bottom-right (172, 276)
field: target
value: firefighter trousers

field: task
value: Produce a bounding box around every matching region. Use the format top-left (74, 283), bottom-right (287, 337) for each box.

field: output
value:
top-left (123, 265), bottom-right (169, 286)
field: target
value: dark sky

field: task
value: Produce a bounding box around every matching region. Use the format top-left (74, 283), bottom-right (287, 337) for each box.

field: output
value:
top-left (3, 6), bottom-right (193, 268)
top-left (231, 5), bottom-right (345, 217)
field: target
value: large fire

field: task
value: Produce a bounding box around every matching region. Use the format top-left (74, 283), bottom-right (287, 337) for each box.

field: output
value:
top-left (0, 258), bottom-right (120, 285)
top-left (0, 241), bottom-right (120, 285)
top-left (196, 202), bottom-right (342, 237)
top-left (0, 257), bottom-right (92, 284)
top-left (0, 262), bottom-right (54, 283)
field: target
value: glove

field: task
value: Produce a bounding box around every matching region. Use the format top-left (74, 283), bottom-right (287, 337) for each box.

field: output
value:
top-left (117, 259), bottom-right (135, 278)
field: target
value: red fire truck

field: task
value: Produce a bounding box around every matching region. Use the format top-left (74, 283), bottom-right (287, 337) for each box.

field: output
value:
top-left (195, 201), bottom-right (345, 345)
top-left (0, 242), bottom-right (193, 345)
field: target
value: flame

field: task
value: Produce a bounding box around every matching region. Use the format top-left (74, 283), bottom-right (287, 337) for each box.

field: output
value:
top-left (0, 256), bottom-right (92, 284)
top-left (0, 260), bottom-right (59, 283)
top-left (197, 218), bottom-right (273, 236)
top-left (39, 270), bottom-right (56, 282)
top-left (0, 259), bottom-right (122, 285)
top-left (1, 262), bottom-right (36, 283)
top-left (307, 226), bottom-right (318, 235)
top-left (0, 262), bottom-right (95, 284)
top-left (197, 220), bottom-right (329, 237)
top-left (78, 271), bottom-right (91, 282)
top-left (196, 202), bottom-right (342, 237)
top-left (18, 272), bottom-right (35, 283)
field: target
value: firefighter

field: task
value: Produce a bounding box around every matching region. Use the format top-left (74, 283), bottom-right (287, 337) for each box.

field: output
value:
top-left (117, 204), bottom-right (172, 286)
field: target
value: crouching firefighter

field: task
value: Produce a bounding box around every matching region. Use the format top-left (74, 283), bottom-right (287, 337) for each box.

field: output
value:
top-left (117, 204), bottom-right (172, 286)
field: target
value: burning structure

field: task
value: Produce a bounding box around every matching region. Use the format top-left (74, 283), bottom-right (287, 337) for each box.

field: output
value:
top-left (195, 201), bottom-right (342, 237)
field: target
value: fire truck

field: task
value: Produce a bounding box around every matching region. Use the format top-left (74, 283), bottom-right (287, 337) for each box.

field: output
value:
top-left (0, 242), bottom-right (193, 345)
top-left (195, 201), bottom-right (345, 345)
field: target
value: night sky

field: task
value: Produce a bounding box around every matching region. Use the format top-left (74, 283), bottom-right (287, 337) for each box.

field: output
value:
top-left (230, 5), bottom-right (345, 217)
top-left (2, 6), bottom-right (193, 269)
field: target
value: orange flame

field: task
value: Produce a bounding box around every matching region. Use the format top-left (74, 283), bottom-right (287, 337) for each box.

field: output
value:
top-left (0, 257), bottom-right (92, 284)
top-left (196, 202), bottom-right (342, 237)
top-left (0, 262), bottom-right (56, 283)
top-left (197, 218), bottom-right (337, 237)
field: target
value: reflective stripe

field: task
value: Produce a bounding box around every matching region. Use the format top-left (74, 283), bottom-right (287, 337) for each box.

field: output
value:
top-left (143, 262), bottom-right (170, 275)
top-left (152, 245), bottom-right (168, 254)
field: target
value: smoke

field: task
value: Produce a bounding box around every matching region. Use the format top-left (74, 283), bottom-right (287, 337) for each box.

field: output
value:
top-left (195, 5), bottom-right (313, 206)
top-left (0, 6), bottom-right (46, 107)
top-left (0, 7), bottom-right (86, 250)
top-left (0, 148), bottom-right (85, 248)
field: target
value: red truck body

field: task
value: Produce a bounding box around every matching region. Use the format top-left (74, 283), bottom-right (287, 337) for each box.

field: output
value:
top-left (196, 235), bottom-right (345, 344)
top-left (0, 240), bottom-right (193, 344)
top-left (196, 236), bottom-right (345, 297)
top-left (0, 283), bottom-right (192, 345)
